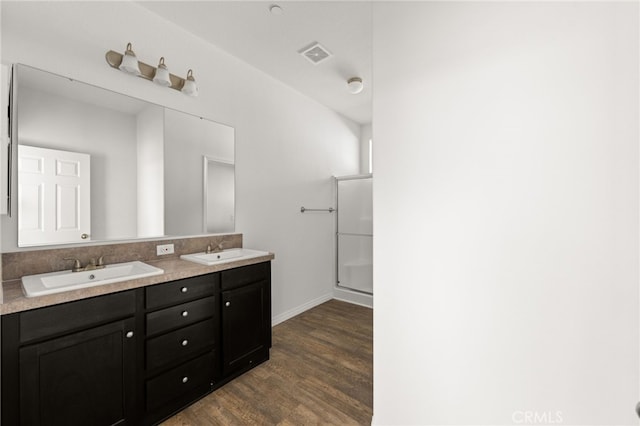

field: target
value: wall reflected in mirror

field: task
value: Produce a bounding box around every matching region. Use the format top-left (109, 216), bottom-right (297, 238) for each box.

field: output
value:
top-left (2, 64), bottom-right (235, 249)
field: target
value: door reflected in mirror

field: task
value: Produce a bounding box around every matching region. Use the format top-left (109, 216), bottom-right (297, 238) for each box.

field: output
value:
top-left (204, 157), bottom-right (235, 234)
top-left (18, 145), bottom-right (91, 247)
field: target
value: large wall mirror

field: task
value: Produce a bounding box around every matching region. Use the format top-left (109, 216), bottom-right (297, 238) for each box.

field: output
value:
top-left (1, 64), bottom-right (235, 249)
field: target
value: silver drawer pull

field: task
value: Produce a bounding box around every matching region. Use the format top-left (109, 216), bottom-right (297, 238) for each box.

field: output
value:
top-left (181, 339), bottom-right (189, 347)
top-left (181, 310), bottom-right (188, 317)
top-left (182, 376), bottom-right (189, 384)
top-left (225, 301), bottom-right (230, 307)
top-left (181, 286), bottom-right (188, 293)
top-left (126, 331), bottom-right (134, 339)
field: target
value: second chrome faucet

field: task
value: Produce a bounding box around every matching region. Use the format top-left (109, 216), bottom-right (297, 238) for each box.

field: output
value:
top-left (206, 243), bottom-right (224, 254)
top-left (64, 256), bottom-right (106, 272)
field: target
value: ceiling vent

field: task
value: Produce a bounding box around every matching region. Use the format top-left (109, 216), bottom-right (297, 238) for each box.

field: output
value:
top-left (299, 42), bottom-right (332, 65)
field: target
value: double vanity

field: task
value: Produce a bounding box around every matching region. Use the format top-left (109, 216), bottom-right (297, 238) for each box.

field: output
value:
top-left (0, 64), bottom-right (271, 425)
top-left (0, 235), bottom-right (274, 425)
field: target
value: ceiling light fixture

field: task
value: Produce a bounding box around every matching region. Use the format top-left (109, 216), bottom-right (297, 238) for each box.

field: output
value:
top-left (269, 4), bottom-right (283, 15)
top-left (347, 77), bottom-right (364, 95)
top-left (105, 42), bottom-right (198, 96)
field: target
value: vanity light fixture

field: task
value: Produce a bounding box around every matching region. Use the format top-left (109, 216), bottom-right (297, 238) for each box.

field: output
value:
top-left (105, 42), bottom-right (198, 96)
top-left (347, 77), bottom-right (364, 94)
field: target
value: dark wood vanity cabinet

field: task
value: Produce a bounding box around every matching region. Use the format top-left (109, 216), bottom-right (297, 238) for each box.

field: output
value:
top-left (221, 262), bottom-right (272, 377)
top-left (19, 318), bottom-right (137, 426)
top-left (1, 291), bottom-right (139, 426)
top-left (1, 261), bottom-right (272, 426)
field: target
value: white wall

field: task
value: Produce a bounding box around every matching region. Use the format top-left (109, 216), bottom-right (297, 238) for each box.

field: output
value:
top-left (234, 89), bottom-right (359, 322)
top-left (1, 1), bottom-right (359, 321)
top-left (136, 105), bottom-right (164, 238)
top-left (373, 2), bottom-right (639, 425)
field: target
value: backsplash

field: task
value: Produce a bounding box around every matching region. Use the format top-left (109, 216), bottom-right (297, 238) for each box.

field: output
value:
top-left (1, 234), bottom-right (242, 281)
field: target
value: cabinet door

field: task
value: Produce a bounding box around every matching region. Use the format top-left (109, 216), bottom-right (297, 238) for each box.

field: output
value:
top-left (19, 318), bottom-right (136, 426)
top-left (221, 280), bottom-right (269, 376)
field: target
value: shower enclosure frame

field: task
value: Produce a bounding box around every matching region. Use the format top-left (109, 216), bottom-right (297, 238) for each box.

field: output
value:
top-left (334, 173), bottom-right (373, 295)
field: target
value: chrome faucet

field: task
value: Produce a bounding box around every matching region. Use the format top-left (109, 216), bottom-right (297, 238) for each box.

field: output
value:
top-left (64, 256), bottom-right (105, 272)
top-left (206, 243), bottom-right (224, 254)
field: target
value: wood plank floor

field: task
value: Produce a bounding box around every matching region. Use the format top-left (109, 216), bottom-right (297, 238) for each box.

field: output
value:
top-left (161, 299), bottom-right (373, 425)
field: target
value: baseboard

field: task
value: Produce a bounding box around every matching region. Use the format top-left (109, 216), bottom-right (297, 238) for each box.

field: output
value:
top-left (271, 292), bottom-right (333, 326)
top-left (333, 286), bottom-right (373, 308)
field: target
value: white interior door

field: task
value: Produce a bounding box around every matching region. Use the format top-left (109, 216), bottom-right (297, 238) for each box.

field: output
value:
top-left (18, 145), bottom-right (91, 246)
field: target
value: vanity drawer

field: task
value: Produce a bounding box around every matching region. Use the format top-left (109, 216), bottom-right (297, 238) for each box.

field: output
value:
top-left (146, 274), bottom-right (218, 310)
top-left (146, 319), bottom-right (215, 370)
top-left (146, 351), bottom-right (215, 410)
top-left (19, 290), bottom-right (136, 344)
top-left (221, 262), bottom-right (270, 291)
top-left (146, 296), bottom-right (215, 336)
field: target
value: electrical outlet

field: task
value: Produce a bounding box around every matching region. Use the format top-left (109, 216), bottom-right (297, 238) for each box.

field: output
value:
top-left (156, 244), bottom-right (174, 256)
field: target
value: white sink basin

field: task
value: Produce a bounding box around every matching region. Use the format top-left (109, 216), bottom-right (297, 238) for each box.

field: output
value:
top-left (22, 261), bottom-right (164, 298)
top-left (180, 248), bottom-right (270, 266)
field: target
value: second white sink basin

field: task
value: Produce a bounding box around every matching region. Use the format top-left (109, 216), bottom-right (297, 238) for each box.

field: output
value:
top-left (22, 261), bottom-right (164, 298)
top-left (180, 248), bottom-right (270, 266)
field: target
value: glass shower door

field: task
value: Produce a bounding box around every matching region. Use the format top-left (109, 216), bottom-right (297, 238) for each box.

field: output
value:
top-left (336, 175), bottom-right (372, 294)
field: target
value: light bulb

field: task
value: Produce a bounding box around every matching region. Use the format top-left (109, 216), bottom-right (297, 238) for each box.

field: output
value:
top-left (181, 69), bottom-right (198, 97)
top-left (153, 57), bottom-right (172, 87)
top-left (119, 43), bottom-right (141, 76)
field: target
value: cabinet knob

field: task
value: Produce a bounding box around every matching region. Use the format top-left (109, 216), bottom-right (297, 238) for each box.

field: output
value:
top-left (182, 376), bottom-right (189, 384)
top-left (181, 310), bottom-right (188, 317)
top-left (126, 331), bottom-right (134, 338)
top-left (181, 339), bottom-right (189, 347)
top-left (181, 286), bottom-right (188, 293)
top-left (225, 301), bottom-right (231, 307)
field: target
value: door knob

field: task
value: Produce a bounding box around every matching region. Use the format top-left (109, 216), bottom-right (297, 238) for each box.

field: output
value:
top-left (225, 301), bottom-right (231, 307)
top-left (126, 331), bottom-right (134, 338)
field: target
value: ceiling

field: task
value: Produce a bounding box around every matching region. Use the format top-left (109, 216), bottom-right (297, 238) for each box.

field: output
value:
top-left (137, 1), bottom-right (372, 125)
